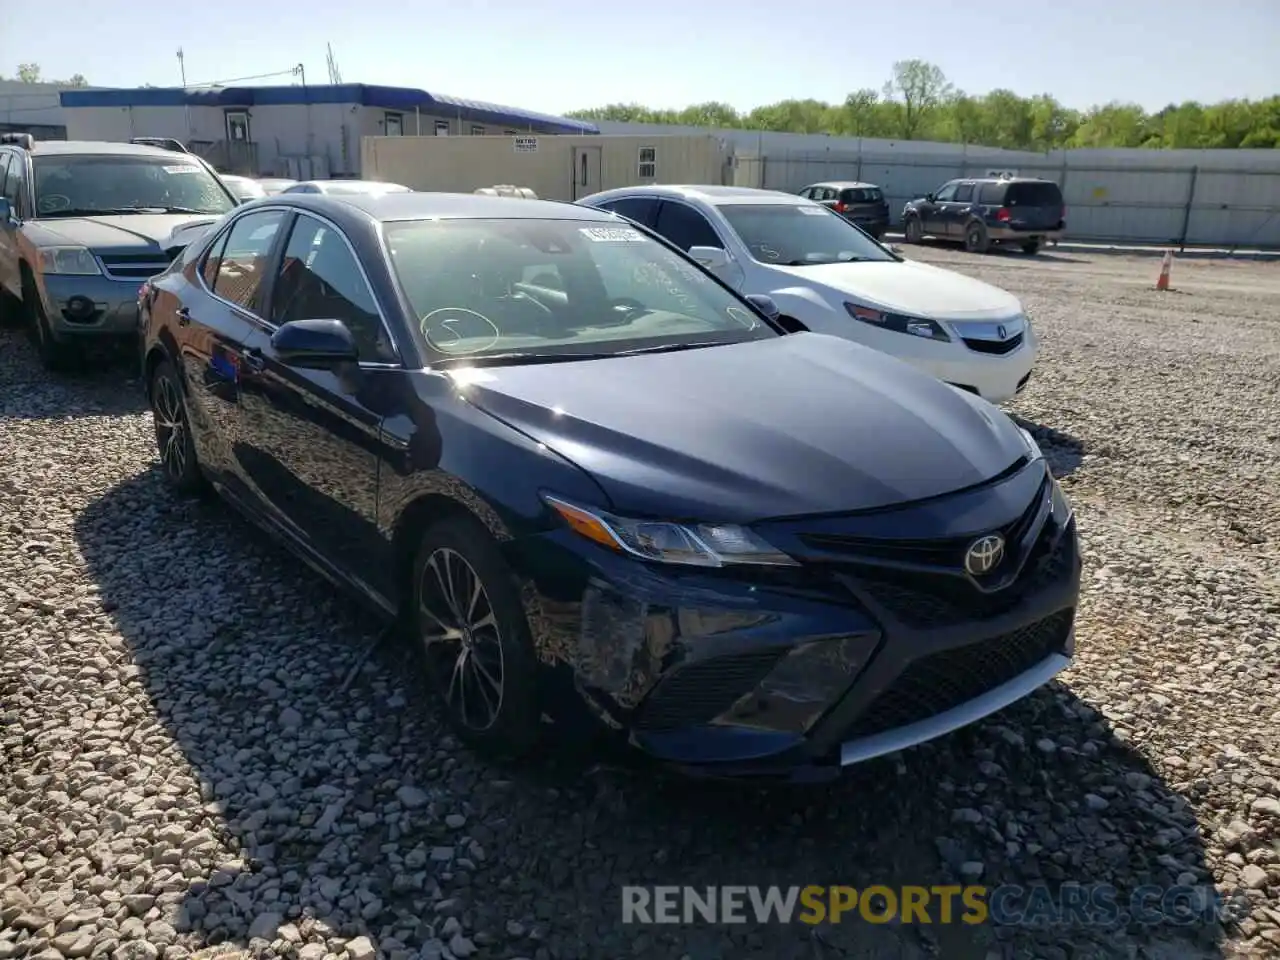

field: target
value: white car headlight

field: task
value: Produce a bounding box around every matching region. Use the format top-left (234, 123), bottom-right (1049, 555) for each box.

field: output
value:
top-left (843, 301), bottom-right (951, 342)
top-left (544, 495), bottom-right (797, 568)
top-left (39, 246), bottom-right (102, 276)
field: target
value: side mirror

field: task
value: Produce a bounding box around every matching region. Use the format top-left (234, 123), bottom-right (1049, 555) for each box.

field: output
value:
top-left (688, 245), bottom-right (730, 272)
top-left (925, 193), bottom-right (935, 203)
top-left (270, 319), bottom-right (359, 368)
top-left (0, 198), bottom-right (14, 223)
top-left (745, 293), bottom-right (780, 321)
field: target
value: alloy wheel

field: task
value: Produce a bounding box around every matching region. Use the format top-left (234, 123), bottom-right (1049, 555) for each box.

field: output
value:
top-left (152, 374), bottom-right (190, 482)
top-left (418, 547), bottom-right (506, 732)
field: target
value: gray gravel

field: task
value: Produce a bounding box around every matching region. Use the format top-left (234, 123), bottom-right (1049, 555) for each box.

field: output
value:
top-left (2, 245), bottom-right (1279, 960)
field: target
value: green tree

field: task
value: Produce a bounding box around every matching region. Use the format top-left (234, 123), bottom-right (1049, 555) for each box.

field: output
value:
top-left (568, 61), bottom-right (1279, 150)
top-left (882, 59), bottom-right (952, 139)
top-left (17, 63), bottom-right (41, 82)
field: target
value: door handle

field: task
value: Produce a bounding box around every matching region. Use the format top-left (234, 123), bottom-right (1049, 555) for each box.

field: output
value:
top-left (177, 306), bottom-right (192, 327)
top-left (241, 348), bottom-right (265, 372)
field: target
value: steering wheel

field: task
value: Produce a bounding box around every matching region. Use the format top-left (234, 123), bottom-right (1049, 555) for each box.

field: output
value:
top-left (38, 194), bottom-right (71, 213)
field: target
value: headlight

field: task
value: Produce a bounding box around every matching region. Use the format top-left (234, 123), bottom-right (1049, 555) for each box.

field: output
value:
top-left (38, 246), bottom-right (101, 276)
top-left (844, 302), bottom-right (950, 342)
top-left (1018, 427), bottom-right (1043, 461)
top-left (1050, 477), bottom-right (1073, 525)
top-left (544, 495), bottom-right (798, 568)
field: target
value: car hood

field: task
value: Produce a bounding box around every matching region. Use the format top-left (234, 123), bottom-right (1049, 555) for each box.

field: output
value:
top-left (28, 214), bottom-right (220, 251)
top-left (454, 333), bottom-right (1028, 523)
top-left (768, 258), bottom-right (1023, 321)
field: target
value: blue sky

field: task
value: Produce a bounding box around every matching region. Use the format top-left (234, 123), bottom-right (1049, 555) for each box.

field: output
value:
top-left (2, 0), bottom-right (1276, 116)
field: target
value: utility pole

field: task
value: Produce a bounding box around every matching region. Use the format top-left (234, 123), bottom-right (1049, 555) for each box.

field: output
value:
top-left (177, 49), bottom-right (191, 144)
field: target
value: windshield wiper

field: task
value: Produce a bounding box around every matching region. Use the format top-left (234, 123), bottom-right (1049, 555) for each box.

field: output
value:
top-left (41, 205), bottom-right (223, 217)
top-left (434, 352), bottom-right (615, 368)
top-left (613, 340), bottom-right (735, 356)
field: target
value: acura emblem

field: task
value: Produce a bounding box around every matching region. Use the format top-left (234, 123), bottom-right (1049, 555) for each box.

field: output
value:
top-left (965, 534), bottom-right (1005, 576)
top-left (997, 324), bottom-right (1008, 340)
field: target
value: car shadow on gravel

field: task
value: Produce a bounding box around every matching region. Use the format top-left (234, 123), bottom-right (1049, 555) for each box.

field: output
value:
top-left (1011, 416), bottom-right (1086, 479)
top-left (73, 467), bottom-right (1229, 960)
top-left (0, 327), bottom-right (148, 419)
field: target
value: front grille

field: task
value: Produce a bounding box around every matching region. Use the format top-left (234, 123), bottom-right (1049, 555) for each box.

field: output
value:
top-left (842, 609), bottom-right (1072, 739)
top-left (963, 332), bottom-right (1024, 355)
top-left (850, 517), bottom-right (1075, 629)
top-left (633, 648), bottom-right (791, 732)
top-left (98, 251), bottom-right (175, 281)
top-left (803, 472), bottom-right (1044, 571)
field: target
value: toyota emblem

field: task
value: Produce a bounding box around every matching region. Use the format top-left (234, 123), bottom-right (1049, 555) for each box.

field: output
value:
top-left (997, 324), bottom-right (1008, 340)
top-left (965, 534), bottom-right (1005, 576)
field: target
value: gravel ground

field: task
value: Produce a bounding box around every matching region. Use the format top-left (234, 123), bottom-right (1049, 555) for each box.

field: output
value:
top-left (2, 245), bottom-right (1279, 960)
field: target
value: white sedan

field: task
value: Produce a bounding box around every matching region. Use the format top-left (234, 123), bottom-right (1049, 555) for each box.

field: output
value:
top-left (576, 185), bottom-right (1037, 403)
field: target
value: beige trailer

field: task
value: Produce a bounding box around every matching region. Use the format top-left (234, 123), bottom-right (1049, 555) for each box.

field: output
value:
top-left (362, 134), bottom-right (732, 201)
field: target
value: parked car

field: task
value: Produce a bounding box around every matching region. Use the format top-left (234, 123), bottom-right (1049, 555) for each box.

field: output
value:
top-left (798, 180), bottom-right (889, 239)
top-left (130, 137), bottom-right (191, 154)
top-left (577, 185), bottom-right (1037, 403)
top-left (220, 174), bottom-right (268, 203)
top-left (281, 179), bottom-right (411, 196)
top-left (903, 177), bottom-right (1066, 255)
top-left (139, 191), bottom-right (1080, 781)
top-left (0, 134), bottom-right (239, 369)
top-left (256, 178), bottom-right (299, 196)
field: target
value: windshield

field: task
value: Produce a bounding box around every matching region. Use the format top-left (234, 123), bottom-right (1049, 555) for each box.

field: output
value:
top-left (718, 204), bottom-right (895, 266)
top-left (384, 217), bottom-right (775, 364)
top-left (224, 177), bottom-right (266, 201)
top-left (31, 155), bottom-right (236, 217)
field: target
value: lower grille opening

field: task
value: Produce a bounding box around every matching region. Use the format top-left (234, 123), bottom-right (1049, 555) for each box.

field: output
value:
top-left (843, 608), bottom-right (1073, 740)
top-left (634, 648), bottom-right (790, 732)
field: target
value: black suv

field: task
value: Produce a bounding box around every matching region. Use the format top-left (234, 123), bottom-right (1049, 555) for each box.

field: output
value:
top-left (902, 177), bottom-right (1065, 255)
top-left (798, 181), bottom-right (889, 239)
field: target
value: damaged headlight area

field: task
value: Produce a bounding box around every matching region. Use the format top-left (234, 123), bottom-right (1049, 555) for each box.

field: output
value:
top-left (544, 494), bottom-right (797, 568)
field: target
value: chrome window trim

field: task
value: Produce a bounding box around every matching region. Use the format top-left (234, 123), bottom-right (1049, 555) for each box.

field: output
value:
top-left (194, 203), bottom-right (406, 368)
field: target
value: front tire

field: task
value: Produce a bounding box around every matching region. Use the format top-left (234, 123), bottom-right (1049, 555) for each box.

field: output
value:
top-left (411, 515), bottom-right (541, 759)
top-left (23, 271), bottom-right (75, 372)
top-left (904, 215), bottom-right (923, 244)
top-left (149, 359), bottom-right (205, 495)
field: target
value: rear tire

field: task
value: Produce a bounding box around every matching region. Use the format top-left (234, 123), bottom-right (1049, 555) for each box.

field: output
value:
top-left (964, 222), bottom-right (991, 254)
top-left (410, 515), bottom-right (542, 760)
top-left (149, 359), bottom-right (205, 495)
top-left (1021, 240), bottom-right (1042, 255)
top-left (903, 216), bottom-right (923, 244)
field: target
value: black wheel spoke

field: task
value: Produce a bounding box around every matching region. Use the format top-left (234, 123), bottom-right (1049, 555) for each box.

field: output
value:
top-left (418, 547), bottom-right (505, 732)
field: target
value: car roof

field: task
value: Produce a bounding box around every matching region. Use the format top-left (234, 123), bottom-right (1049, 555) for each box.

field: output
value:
top-left (955, 177), bottom-right (1058, 185)
top-left (807, 181), bottom-right (880, 189)
top-left (273, 191), bottom-right (620, 223)
top-left (584, 185), bottom-right (813, 207)
top-left (22, 140), bottom-right (193, 160)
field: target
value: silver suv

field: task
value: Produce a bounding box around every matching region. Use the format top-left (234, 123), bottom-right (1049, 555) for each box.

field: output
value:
top-left (0, 134), bottom-right (238, 370)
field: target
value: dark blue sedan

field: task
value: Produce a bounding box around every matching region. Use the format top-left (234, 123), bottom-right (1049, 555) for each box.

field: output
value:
top-left (138, 191), bottom-right (1081, 782)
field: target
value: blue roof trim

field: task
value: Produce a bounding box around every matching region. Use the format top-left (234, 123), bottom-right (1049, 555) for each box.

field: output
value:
top-left (60, 84), bottom-right (598, 134)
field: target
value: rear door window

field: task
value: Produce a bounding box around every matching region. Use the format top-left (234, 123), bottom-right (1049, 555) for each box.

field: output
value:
top-left (209, 209), bottom-right (286, 313)
top-left (978, 183), bottom-right (1006, 205)
top-left (1005, 181), bottom-right (1063, 206)
top-left (602, 196), bottom-right (659, 227)
top-left (653, 201), bottom-right (721, 251)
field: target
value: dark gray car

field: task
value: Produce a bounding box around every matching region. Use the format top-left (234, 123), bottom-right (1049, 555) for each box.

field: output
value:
top-left (0, 135), bottom-right (238, 370)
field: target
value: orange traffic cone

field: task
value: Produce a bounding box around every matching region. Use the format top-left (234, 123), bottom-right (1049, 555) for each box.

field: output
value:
top-left (1156, 250), bottom-right (1172, 291)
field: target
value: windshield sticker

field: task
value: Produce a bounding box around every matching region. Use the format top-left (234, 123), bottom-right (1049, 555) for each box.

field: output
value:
top-left (580, 226), bottom-right (646, 243)
top-left (798, 206), bottom-right (827, 215)
top-left (164, 165), bottom-right (202, 174)
top-left (725, 306), bottom-right (760, 330)
top-left (420, 307), bottom-right (500, 356)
